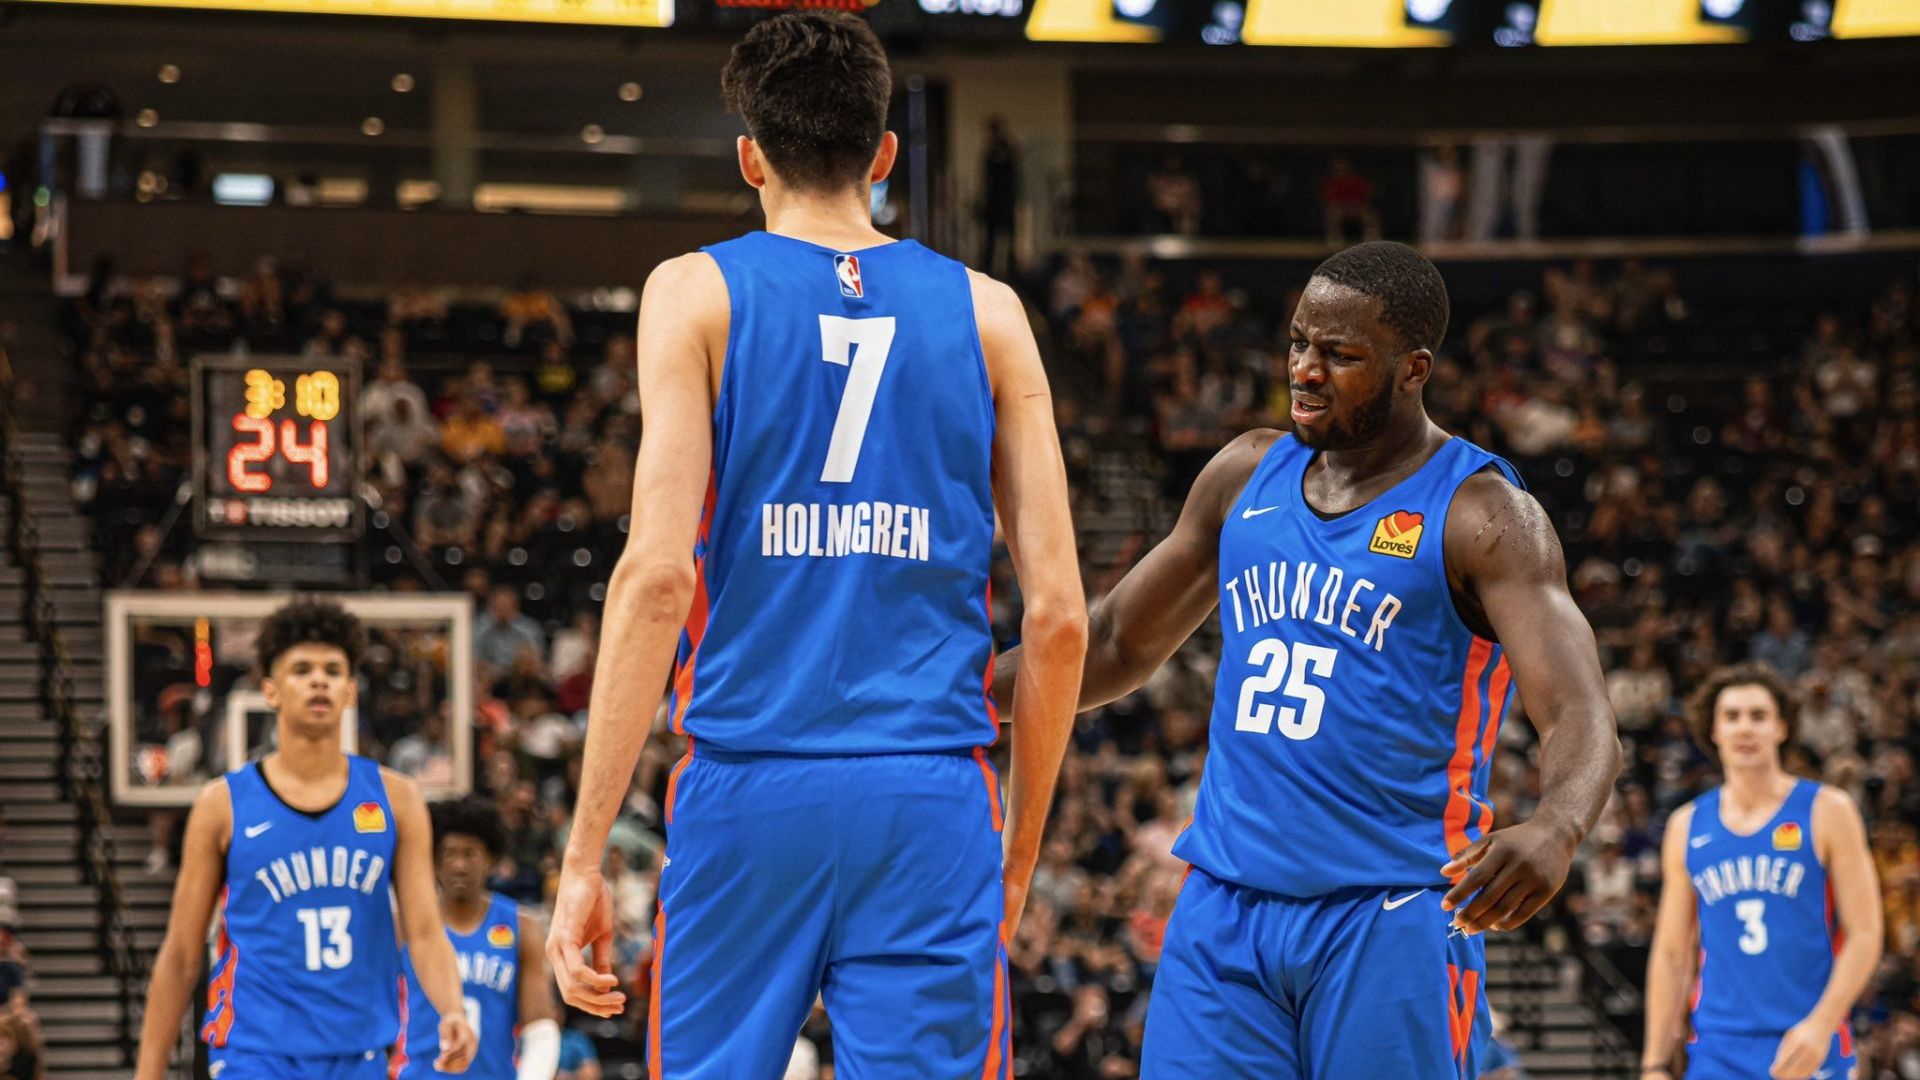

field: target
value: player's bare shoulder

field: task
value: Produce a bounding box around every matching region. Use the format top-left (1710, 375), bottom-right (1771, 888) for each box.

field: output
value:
top-left (188, 774), bottom-right (236, 852)
top-left (1444, 467), bottom-right (1564, 580)
top-left (1193, 428), bottom-right (1288, 528)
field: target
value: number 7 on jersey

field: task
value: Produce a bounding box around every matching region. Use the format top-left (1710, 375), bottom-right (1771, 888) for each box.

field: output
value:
top-left (818, 315), bottom-right (897, 484)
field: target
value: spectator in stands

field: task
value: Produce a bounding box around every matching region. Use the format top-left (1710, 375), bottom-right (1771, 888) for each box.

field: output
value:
top-left (1146, 155), bottom-right (1202, 237)
top-left (441, 393), bottom-right (507, 465)
top-left (1418, 143), bottom-right (1464, 244)
top-left (413, 459), bottom-right (482, 550)
top-left (501, 274), bottom-right (573, 350)
top-left (475, 585), bottom-right (545, 670)
top-left (368, 396), bottom-right (441, 478)
top-left (389, 704), bottom-right (454, 784)
top-left (361, 348), bottom-right (430, 432)
top-left (1320, 155), bottom-right (1381, 245)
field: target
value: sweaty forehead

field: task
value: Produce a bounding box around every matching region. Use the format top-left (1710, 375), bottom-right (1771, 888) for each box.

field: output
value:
top-left (1294, 278), bottom-right (1389, 343)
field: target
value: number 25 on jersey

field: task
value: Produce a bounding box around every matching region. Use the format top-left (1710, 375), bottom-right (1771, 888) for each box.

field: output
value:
top-left (1236, 638), bottom-right (1338, 740)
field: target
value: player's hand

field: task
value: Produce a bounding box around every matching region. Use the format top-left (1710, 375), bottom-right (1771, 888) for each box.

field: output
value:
top-left (547, 861), bottom-right (626, 1018)
top-left (1769, 1017), bottom-right (1833, 1079)
top-left (434, 1015), bottom-right (477, 1074)
top-left (1439, 818), bottom-right (1578, 934)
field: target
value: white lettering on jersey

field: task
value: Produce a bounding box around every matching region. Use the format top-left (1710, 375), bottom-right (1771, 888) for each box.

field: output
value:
top-left (1691, 853), bottom-right (1807, 906)
top-left (1226, 559), bottom-right (1404, 653)
top-left (457, 949), bottom-right (519, 993)
top-left (252, 845), bottom-right (389, 904)
top-left (761, 502), bottom-right (932, 562)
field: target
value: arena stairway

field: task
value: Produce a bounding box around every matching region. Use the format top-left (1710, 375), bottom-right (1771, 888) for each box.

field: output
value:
top-left (1, 426), bottom-right (164, 1077)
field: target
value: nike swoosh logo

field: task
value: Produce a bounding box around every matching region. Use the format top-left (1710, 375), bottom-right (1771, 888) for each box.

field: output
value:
top-left (1241, 506), bottom-right (1280, 519)
top-left (244, 822), bottom-right (273, 839)
top-left (1382, 890), bottom-right (1424, 911)
top-left (1690, 835), bottom-right (1711, 848)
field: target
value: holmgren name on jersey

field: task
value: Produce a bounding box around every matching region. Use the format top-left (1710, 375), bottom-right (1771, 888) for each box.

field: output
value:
top-left (1221, 558), bottom-right (1405, 653)
top-left (760, 501), bottom-right (933, 562)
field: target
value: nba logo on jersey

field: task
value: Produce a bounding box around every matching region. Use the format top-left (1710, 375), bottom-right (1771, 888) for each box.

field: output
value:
top-left (835, 254), bottom-right (863, 298)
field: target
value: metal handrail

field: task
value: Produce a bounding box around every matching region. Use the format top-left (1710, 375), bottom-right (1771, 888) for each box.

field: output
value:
top-left (0, 358), bottom-right (148, 1066)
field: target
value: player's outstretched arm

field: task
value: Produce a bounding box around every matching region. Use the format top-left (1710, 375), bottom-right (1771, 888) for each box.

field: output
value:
top-left (386, 769), bottom-right (476, 1074)
top-left (1438, 472), bottom-right (1623, 934)
top-left (1771, 788), bottom-right (1882, 1080)
top-left (551, 253), bottom-right (723, 1017)
top-left (1640, 802), bottom-right (1699, 1079)
top-left (975, 272), bottom-right (1089, 941)
top-left (133, 780), bottom-right (230, 1080)
top-left (991, 429), bottom-right (1276, 717)
top-left (515, 907), bottom-right (563, 1080)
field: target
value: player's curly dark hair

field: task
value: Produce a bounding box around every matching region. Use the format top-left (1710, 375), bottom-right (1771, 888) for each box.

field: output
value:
top-left (255, 596), bottom-right (366, 676)
top-left (431, 796), bottom-right (507, 859)
top-left (721, 11), bottom-right (892, 193)
top-left (1687, 661), bottom-right (1799, 765)
top-left (1310, 241), bottom-right (1451, 355)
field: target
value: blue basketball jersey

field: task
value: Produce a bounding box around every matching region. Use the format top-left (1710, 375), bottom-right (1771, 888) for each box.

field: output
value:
top-left (1174, 435), bottom-right (1523, 897)
top-left (202, 755), bottom-right (400, 1056)
top-left (394, 892), bottom-right (521, 1079)
top-left (672, 232), bottom-right (997, 754)
top-left (1686, 780), bottom-right (1840, 1040)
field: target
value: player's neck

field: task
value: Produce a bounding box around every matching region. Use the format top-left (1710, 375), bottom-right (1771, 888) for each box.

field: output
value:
top-left (1315, 413), bottom-right (1444, 484)
top-left (1721, 763), bottom-right (1794, 809)
top-left (268, 723), bottom-right (349, 781)
top-left (761, 186), bottom-right (891, 252)
top-left (442, 892), bottom-right (490, 933)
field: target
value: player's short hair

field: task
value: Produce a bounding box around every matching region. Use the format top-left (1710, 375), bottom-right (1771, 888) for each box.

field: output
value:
top-left (255, 596), bottom-right (365, 676)
top-left (1309, 241), bottom-right (1451, 355)
top-left (721, 11), bottom-right (892, 193)
top-left (1687, 661), bottom-right (1799, 765)
top-left (431, 796), bottom-right (507, 860)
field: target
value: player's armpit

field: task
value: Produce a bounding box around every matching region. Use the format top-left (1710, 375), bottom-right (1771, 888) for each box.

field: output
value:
top-left (133, 780), bottom-right (231, 1080)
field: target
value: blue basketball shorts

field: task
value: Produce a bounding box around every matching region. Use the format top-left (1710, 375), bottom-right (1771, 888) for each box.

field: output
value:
top-left (1686, 1028), bottom-right (1855, 1079)
top-left (649, 747), bottom-right (1010, 1080)
top-left (207, 1047), bottom-right (388, 1080)
top-left (1142, 866), bottom-right (1491, 1079)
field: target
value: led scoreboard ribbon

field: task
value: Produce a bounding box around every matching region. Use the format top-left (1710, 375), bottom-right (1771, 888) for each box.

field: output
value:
top-left (192, 356), bottom-right (362, 539)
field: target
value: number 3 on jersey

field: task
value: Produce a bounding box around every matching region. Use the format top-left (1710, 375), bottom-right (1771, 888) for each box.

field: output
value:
top-left (818, 315), bottom-right (897, 483)
top-left (1235, 638), bottom-right (1338, 740)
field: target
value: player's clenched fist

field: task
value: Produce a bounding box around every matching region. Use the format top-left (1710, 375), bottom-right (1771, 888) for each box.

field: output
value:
top-left (547, 861), bottom-right (627, 1017)
top-left (434, 1015), bottom-right (477, 1073)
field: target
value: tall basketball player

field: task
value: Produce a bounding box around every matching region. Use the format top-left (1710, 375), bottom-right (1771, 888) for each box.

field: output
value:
top-left (1643, 662), bottom-right (1882, 1080)
top-left (546, 12), bottom-right (1086, 1080)
top-left (134, 598), bottom-right (475, 1079)
top-left (994, 242), bottom-right (1623, 1077)
top-left (392, 797), bottom-right (560, 1080)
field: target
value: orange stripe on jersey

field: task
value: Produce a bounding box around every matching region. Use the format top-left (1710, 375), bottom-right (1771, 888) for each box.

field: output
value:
top-left (973, 747), bottom-right (1004, 832)
top-left (981, 943), bottom-right (1008, 1080)
top-left (1688, 946), bottom-right (1705, 1043)
top-left (670, 472), bottom-right (719, 736)
top-left (1475, 656), bottom-right (1512, 835)
top-left (648, 904), bottom-right (667, 1079)
top-left (1827, 884), bottom-right (1854, 1056)
top-left (1444, 639), bottom-right (1494, 862)
top-left (981, 583), bottom-right (1000, 735)
top-left (201, 886), bottom-right (237, 1047)
top-left (388, 976), bottom-right (410, 1079)
top-left (664, 742), bottom-right (695, 827)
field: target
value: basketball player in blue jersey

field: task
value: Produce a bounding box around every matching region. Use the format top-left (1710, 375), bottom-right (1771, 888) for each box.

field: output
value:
top-left (994, 241), bottom-right (1624, 1078)
top-left (1643, 663), bottom-right (1882, 1080)
top-left (546, 11), bottom-right (1086, 1080)
top-left (134, 598), bottom-right (476, 1079)
top-left (393, 797), bottom-right (560, 1080)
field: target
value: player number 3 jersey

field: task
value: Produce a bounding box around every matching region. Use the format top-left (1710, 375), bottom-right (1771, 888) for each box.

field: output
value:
top-left (1175, 435), bottom-right (1524, 897)
top-left (202, 755), bottom-right (400, 1056)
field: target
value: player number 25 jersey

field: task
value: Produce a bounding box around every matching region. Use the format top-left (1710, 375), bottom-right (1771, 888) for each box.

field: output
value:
top-left (1175, 435), bottom-right (1523, 897)
top-left (670, 232), bottom-right (998, 755)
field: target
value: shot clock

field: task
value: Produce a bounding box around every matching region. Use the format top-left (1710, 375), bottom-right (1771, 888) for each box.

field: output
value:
top-left (191, 355), bottom-right (362, 539)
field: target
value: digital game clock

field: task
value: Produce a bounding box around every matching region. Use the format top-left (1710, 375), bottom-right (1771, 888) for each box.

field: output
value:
top-left (192, 355), bottom-right (362, 539)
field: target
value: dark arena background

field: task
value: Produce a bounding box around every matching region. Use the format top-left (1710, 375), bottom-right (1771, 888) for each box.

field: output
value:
top-left (1, 0), bottom-right (1919, 1077)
